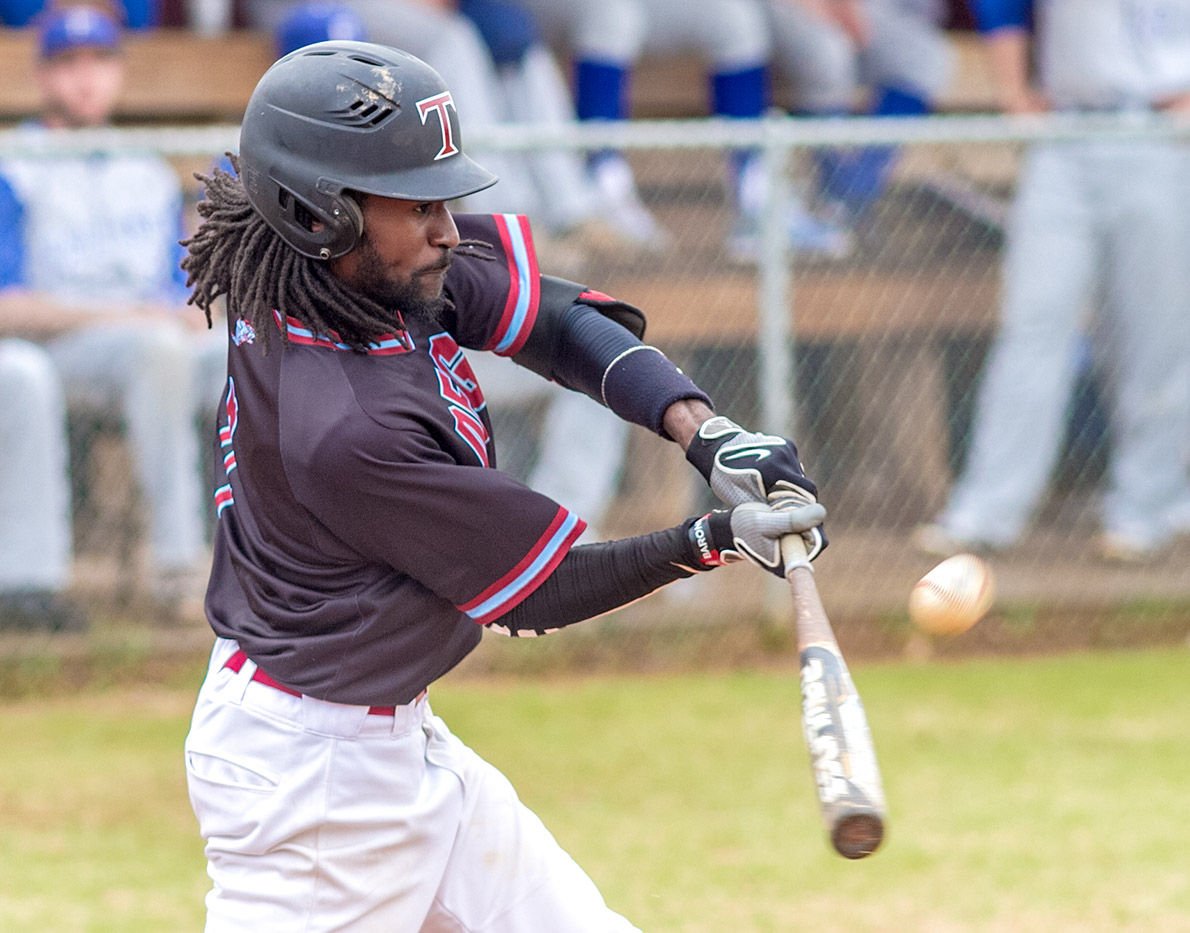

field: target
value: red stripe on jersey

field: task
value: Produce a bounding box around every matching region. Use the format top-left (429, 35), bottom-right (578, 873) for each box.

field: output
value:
top-left (273, 310), bottom-right (413, 355)
top-left (488, 214), bottom-right (540, 356)
top-left (579, 289), bottom-right (616, 303)
top-left (459, 506), bottom-right (586, 623)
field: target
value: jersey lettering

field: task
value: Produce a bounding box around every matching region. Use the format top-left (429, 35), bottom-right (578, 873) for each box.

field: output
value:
top-left (450, 407), bottom-right (490, 467)
top-left (428, 333), bottom-right (490, 465)
top-left (215, 376), bottom-right (239, 516)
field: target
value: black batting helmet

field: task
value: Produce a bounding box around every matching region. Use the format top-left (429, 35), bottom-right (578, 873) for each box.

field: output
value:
top-left (238, 41), bottom-right (498, 260)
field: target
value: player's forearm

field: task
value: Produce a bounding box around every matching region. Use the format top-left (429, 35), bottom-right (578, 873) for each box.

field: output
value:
top-left (981, 28), bottom-right (1045, 114)
top-left (0, 292), bottom-right (192, 338)
top-left (0, 292), bottom-right (96, 337)
top-left (484, 524), bottom-right (701, 636)
top-left (542, 303), bottom-right (713, 437)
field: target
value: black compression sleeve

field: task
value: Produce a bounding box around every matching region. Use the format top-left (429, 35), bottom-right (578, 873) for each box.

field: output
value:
top-left (554, 306), bottom-right (712, 435)
top-left (485, 522), bottom-right (702, 636)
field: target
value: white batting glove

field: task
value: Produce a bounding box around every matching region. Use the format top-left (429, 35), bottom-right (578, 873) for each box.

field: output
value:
top-left (687, 499), bottom-right (828, 577)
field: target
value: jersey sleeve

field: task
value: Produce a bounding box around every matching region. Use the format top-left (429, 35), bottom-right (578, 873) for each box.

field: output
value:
top-left (0, 173), bottom-right (26, 291)
top-left (291, 415), bottom-right (586, 625)
top-left (444, 212), bottom-right (541, 357)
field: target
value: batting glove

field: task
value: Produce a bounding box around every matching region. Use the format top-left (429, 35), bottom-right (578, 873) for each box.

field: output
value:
top-left (687, 498), bottom-right (828, 577)
top-left (685, 416), bottom-right (819, 507)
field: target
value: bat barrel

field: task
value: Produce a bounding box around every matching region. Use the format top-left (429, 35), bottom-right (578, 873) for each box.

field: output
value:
top-left (832, 811), bottom-right (885, 860)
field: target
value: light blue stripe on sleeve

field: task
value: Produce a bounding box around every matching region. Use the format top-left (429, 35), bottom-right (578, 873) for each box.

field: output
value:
top-left (464, 512), bottom-right (581, 620)
top-left (493, 214), bottom-right (534, 354)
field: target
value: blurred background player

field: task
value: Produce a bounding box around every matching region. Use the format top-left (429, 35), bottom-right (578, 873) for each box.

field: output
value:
top-left (0, 5), bottom-right (226, 613)
top-left (763, 0), bottom-right (954, 232)
top-left (916, 0), bottom-right (1190, 562)
top-left (0, 337), bottom-right (79, 630)
top-left (509, 0), bottom-right (853, 259)
top-left (0, 0), bottom-right (157, 28)
top-left (274, 0), bottom-right (365, 52)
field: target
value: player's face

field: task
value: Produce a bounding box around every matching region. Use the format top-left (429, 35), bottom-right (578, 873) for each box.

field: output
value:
top-left (37, 48), bottom-right (125, 129)
top-left (331, 197), bottom-right (460, 323)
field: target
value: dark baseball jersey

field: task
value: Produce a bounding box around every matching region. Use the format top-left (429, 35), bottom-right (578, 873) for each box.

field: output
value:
top-left (205, 213), bottom-right (586, 706)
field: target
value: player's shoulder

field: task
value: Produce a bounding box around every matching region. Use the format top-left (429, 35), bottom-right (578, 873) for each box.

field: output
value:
top-left (450, 212), bottom-right (537, 263)
top-left (444, 212), bottom-right (540, 348)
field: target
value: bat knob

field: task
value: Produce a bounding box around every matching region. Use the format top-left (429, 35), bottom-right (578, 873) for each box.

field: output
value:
top-left (832, 813), bottom-right (885, 860)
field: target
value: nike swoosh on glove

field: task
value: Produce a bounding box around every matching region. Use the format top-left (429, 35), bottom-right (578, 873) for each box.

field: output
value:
top-left (685, 415), bottom-right (818, 507)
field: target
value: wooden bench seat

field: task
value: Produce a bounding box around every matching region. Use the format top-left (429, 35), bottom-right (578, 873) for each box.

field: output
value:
top-left (0, 27), bottom-right (995, 123)
top-left (0, 28), bottom-right (276, 123)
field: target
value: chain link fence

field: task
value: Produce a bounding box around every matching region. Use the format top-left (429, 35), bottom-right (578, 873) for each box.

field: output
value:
top-left (6, 114), bottom-right (1189, 660)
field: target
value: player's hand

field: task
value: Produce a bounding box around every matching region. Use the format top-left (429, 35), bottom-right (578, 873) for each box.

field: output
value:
top-left (685, 415), bottom-right (819, 507)
top-left (687, 498), bottom-right (827, 577)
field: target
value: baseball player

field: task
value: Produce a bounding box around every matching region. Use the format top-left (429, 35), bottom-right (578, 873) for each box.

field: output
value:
top-left (0, 5), bottom-right (227, 608)
top-left (508, 0), bottom-right (853, 257)
top-left (763, 0), bottom-right (955, 223)
top-left (182, 41), bottom-right (826, 929)
top-left (917, 0), bottom-right (1190, 561)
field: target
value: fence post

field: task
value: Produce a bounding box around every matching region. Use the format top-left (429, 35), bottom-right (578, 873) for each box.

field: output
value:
top-left (755, 112), bottom-right (796, 441)
top-left (755, 113), bottom-right (798, 626)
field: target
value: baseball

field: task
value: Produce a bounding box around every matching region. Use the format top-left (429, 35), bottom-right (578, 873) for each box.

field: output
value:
top-left (908, 554), bottom-right (995, 636)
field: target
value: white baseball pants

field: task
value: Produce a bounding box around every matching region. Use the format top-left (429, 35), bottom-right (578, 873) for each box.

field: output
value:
top-left (939, 139), bottom-right (1190, 548)
top-left (0, 340), bottom-right (71, 591)
top-left (186, 638), bottom-right (638, 932)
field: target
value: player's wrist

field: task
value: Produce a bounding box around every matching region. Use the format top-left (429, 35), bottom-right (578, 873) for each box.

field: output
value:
top-left (685, 511), bottom-right (735, 570)
top-left (663, 399), bottom-right (717, 450)
top-left (683, 415), bottom-right (742, 480)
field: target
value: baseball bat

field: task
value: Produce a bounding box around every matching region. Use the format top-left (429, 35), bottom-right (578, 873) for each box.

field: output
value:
top-left (782, 533), bottom-right (886, 859)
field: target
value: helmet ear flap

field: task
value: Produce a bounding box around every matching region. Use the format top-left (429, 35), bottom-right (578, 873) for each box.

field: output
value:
top-left (273, 184), bottom-right (364, 260)
top-left (315, 193), bottom-right (364, 260)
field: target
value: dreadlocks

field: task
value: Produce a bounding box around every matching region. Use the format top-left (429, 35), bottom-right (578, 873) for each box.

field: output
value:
top-left (183, 158), bottom-right (401, 353)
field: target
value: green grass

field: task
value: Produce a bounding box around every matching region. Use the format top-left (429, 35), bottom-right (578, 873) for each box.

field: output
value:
top-left (1, 647), bottom-right (1188, 930)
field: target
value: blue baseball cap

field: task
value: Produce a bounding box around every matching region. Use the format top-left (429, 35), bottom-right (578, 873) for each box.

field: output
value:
top-left (276, 3), bottom-right (366, 58)
top-left (38, 6), bottom-right (122, 60)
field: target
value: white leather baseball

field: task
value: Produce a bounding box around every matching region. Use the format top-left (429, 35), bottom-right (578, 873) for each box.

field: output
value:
top-left (908, 554), bottom-right (995, 636)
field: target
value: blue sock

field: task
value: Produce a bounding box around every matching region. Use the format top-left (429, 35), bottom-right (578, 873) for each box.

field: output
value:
top-left (577, 59), bottom-right (630, 167)
top-left (710, 65), bottom-right (767, 119)
top-left (576, 59), bottom-right (629, 122)
top-left (711, 66), bottom-right (768, 204)
top-left (872, 85), bottom-right (929, 117)
top-left (820, 86), bottom-right (930, 216)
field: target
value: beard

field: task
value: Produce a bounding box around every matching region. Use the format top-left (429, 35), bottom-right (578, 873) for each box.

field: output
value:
top-left (348, 235), bottom-right (451, 329)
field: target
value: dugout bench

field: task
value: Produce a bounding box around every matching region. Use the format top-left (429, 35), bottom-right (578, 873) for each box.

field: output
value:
top-left (0, 27), bottom-right (998, 123)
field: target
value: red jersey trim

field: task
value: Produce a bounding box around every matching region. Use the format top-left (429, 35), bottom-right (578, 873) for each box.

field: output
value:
top-left (272, 310), bottom-right (414, 356)
top-left (458, 506), bottom-right (586, 624)
top-left (486, 213), bottom-right (540, 357)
